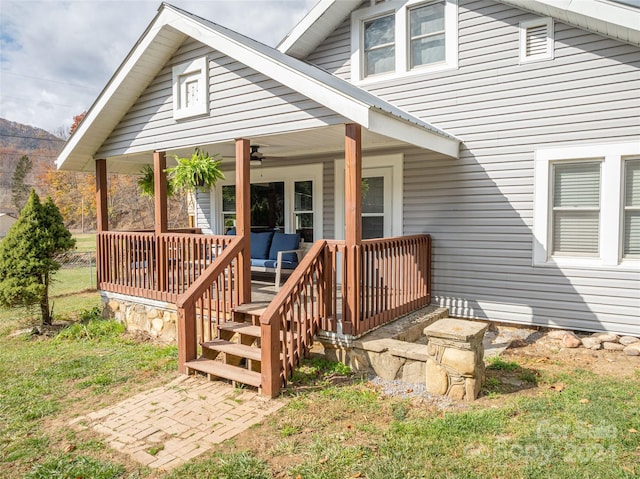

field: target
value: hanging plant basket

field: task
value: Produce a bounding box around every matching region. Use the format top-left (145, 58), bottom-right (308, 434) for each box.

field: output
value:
top-left (137, 164), bottom-right (176, 198)
top-left (166, 147), bottom-right (225, 193)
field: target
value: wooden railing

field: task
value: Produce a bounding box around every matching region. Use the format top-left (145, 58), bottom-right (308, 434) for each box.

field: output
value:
top-left (260, 240), bottom-right (333, 397)
top-left (175, 236), bottom-right (244, 372)
top-left (357, 234), bottom-right (431, 335)
top-left (96, 231), bottom-right (235, 302)
top-left (259, 234), bottom-right (431, 396)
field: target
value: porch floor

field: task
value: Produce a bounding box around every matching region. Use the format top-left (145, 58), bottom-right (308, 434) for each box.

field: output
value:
top-left (70, 375), bottom-right (285, 471)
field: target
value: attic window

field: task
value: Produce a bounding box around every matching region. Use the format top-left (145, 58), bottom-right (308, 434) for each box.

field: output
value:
top-left (519, 18), bottom-right (554, 63)
top-left (172, 57), bottom-right (209, 120)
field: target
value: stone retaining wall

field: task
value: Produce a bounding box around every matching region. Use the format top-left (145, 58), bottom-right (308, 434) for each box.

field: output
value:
top-left (101, 293), bottom-right (178, 343)
top-left (320, 307), bottom-right (488, 401)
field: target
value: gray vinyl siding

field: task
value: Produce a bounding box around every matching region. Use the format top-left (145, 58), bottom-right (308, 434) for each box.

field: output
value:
top-left (97, 39), bottom-right (346, 158)
top-left (194, 190), bottom-right (212, 234)
top-left (308, 0), bottom-right (640, 334)
top-left (306, 17), bottom-right (352, 79)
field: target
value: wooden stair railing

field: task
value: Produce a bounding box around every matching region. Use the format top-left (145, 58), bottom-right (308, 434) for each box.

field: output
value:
top-left (259, 240), bottom-right (333, 397)
top-left (176, 236), bottom-right (244, 373)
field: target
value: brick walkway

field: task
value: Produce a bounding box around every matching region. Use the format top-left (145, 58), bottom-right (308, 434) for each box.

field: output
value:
top-left (70, 375), bottom-right (285, 471)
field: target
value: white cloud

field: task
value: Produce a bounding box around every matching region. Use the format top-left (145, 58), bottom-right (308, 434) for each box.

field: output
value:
top-left (0, 0), bottom-right (316, 134)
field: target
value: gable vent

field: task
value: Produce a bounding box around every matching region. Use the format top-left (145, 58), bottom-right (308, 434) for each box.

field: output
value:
top-left (526, 24), bottom-right (548, 56)
top-left (520, 17), bottom-right (554, 63)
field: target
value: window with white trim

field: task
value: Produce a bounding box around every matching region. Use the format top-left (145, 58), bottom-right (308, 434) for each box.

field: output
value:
top-left (533, 143), bottom-right (640, 268)
top-left (172, 57), bottom-right (209, 120)
top-left (519, 17), bottom-right (554, 63)
top-left (351, 0), bottom-right (458, 83)
top-left (623, 159), bottom-right (640, 258)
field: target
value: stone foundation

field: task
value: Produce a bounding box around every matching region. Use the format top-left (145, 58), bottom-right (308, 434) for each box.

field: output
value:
top-left (101, 293), bottom-right (178, 343)
top-left (423, 318), bottom-right (488, 401)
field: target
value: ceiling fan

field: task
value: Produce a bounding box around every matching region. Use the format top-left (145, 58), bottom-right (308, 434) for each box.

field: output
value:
top-left (250, 145), bottom-right (264, 165)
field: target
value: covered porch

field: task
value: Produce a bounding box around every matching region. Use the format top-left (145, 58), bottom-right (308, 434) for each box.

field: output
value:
top-left (94, 124), bottom-right (440, 397)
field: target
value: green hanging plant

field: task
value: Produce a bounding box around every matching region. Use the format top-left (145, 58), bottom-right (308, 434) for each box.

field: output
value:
top-left (137, 164), bottom-right (176, 198)
top-left (166, 147), bottom-right (225, 193)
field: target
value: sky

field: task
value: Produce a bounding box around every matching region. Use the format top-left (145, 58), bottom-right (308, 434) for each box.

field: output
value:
top-left (0, 0), bottom-right (317, 136)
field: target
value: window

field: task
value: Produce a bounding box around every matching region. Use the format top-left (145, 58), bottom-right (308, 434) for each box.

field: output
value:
top-left (351, 0), bottom-right (458, 82)
top-left (362, 176), bottom-right (385, 239)
top-left (519, 17), bottom-right (554, 63)
top-left (364, 15), bottom-right (395, 76)
top-left (294, 181), bottom-right (314, 242)
top-left (551, 162), bottom-right (601, 256)
top-left (623, 159), bottom-right (640, 258)
top-left (214, 165), bottom-right (323, 239)
top-left (221, 185), bottom-right (236, 233)
top-left (172, 57), bottom-right (209, 120)
top-left (335, 155), bottom-right (402, 240)
top-left (409, 1), bottom-right (446, 68)
top-left (534, 143), bottom-right (640, 268)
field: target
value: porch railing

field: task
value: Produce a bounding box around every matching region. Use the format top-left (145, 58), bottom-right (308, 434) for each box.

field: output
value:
top-left (97, 231), bottom-right (235, 302)
top-left (357, 234), bottom-right (432, 335)
top-left (260, 234), bottom-right (431, 396)
top-left (260, 240), bottom-right (333, 396)
top-left (175, 236), bottom-right (244, 372)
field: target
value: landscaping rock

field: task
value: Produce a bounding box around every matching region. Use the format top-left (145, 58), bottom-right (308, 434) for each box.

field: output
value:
top-left (602, 341), bottom-right (625, 351)
top-left (562, 332), bottom-right (582, 348)
top-left (425, 359), bottom-right (449, 396)
top-left (547, 330), bottom-right (571, 340)
top-left (619, 336), bottom-right (640, 346)
top-left (581, 337), bottom-right (602, 350)
top-left (591, 332), bottom-right (619, 343)
top-left (623, 344), bottom-right (640, 356)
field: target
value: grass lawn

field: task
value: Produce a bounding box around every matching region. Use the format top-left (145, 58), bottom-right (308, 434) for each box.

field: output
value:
top-left (72, 233), bottom-right (97, 252)
top-left (1, 288), bottom-right (639, 477)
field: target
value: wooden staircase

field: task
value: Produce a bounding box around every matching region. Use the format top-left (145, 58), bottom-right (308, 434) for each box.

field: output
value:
top-left (184, 302), bottom-right (269, 389)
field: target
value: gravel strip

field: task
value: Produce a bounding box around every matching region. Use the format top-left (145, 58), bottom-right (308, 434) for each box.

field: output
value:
top-left (368, 376), bottom-right (460, 410)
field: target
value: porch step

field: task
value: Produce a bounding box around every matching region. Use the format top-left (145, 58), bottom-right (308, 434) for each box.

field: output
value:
top-left (232, 302), bottom-right (270, 323)
top-left (185, 358), bottom-right (261, 388)
top-left (201, 339), bottom-right (261, 362)
top-left (218, 321), bottom-right (261, 338)
top-left (217, 321), bottom-right (298, 342)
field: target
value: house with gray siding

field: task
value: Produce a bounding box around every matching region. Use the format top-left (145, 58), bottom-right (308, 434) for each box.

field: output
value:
top-left (57, 0), bottom-right (639, 394)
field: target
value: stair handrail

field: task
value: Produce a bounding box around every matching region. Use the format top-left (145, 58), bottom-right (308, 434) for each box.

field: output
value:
top-left (176, 236), bottom-right (244, 372)
top-left (259, 239), bottom-right (328, 397)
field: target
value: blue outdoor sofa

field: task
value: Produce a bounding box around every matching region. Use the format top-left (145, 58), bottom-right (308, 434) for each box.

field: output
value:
top-left (227, 229), bottom-right (305, 289)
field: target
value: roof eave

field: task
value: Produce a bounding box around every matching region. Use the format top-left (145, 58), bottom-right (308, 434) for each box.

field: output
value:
top-left (498, 0), bottom-right (640, 46)
top-left (277, 0), bottom-right (361, 58)
top-left (57, 7), bottom-right (187, 172)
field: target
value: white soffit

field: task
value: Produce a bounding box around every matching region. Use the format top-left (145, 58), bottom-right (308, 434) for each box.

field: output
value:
top-left (277, 0), bottom-right (361, 59)
top-left (499, 0), bottom-right (640, 46)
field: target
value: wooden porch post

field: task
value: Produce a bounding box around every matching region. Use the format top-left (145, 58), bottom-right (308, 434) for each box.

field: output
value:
top-left (235, 138), bottom-right (252, 304)
top-left (344, 123), bottom-right (362, 335)
top-left (95, 159), bottom-right (108, 233)
top-left (154, 151), bottom-right (168, 292)
top-left (95, 159), bottom-right (108, 287)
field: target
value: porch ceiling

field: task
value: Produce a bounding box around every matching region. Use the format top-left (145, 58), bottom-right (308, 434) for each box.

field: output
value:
top-left (102, 124), bottom-right (438, 175)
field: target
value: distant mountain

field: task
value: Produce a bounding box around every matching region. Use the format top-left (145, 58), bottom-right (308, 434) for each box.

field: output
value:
top-left (0, 119), bottom-right (65, 214)
top-left (0, 118), bottom-right (64, 151)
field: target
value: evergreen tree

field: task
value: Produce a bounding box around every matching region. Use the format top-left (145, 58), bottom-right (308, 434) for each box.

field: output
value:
top-left (11, 154), bottom-right (33, 212)
top-left (0, 190), bottom-right (75, 325)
